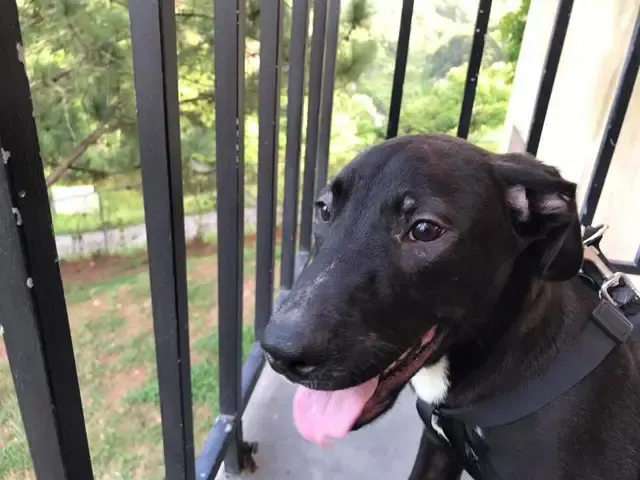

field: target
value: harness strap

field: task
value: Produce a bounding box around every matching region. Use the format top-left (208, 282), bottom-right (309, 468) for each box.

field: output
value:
top-left (434, 308), bottom-right (638, 428)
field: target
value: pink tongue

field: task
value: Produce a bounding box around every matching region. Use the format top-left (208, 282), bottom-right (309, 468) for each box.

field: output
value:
top-left (293, 376), bottom-right (379, 445)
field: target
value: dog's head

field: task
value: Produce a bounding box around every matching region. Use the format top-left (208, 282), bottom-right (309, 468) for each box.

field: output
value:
top-left (261, 134), bottom-right (582, 444)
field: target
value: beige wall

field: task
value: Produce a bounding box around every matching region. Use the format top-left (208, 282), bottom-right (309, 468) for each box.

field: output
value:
top-left (501, 0), bottom-right (640, 268)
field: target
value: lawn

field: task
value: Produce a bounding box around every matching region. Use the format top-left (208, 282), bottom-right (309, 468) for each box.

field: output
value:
top-left (0, 243), bottom-right (279, 479)
top-left (51, 188), bottom-right (216, 236)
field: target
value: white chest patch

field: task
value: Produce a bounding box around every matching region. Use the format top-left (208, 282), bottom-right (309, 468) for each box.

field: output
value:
top-left (411, 356), bottom-right (451, 442)
top-left (410, 355), bottom-right (450, 405)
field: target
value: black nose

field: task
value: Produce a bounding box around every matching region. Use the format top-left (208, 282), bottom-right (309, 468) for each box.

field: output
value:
top-left (261, 322), bottom-right (326, 379)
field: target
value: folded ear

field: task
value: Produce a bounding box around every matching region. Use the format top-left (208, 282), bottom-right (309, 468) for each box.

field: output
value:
top-left (493, 153), bottom-right (583, 281)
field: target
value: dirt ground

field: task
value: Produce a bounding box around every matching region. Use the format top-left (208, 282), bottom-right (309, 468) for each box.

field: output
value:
top-left (0, 230), bottom-right (282, 478)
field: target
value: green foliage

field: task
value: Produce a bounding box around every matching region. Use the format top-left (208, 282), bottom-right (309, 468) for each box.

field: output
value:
top-left (497, 0), bottom-right (531, 63)
top-left (18, 0), bottom-right (377, 188)
top-left (399, 62), bottom-right (513, 147)
top-left (427, 34), bottom-right (505, 79)
top-left (20, 0), bottom-right (135, 178)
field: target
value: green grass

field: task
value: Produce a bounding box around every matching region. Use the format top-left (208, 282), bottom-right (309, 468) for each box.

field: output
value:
top-left (125, 328), bottom-right (255, 409)
top-left (0, 379), bottom-right (33, 478)
top-left (0, 441), bottom-right (31, 479)
top-left (0, 244), bottom-right (267, 479)
top-left (52, 188), bottom-right (216, 236)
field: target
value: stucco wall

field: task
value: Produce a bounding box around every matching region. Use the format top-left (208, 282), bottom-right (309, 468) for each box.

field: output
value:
top-left (501, 0), bottom-right (640, 266)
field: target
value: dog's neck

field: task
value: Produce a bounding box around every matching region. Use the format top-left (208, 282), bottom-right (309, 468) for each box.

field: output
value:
top-left (443, 260), bottom-right (595, 407)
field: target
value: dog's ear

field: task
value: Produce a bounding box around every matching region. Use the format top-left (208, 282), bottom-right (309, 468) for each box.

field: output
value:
top-left (493, 153), bottom-right (583, 281)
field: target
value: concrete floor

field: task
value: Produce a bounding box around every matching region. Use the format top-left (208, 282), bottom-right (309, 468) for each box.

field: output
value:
top-left (216, 365), bottom-right (472, 480)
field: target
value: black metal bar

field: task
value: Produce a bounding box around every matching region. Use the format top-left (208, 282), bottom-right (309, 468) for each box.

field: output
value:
top-left (314, 0), bottom-right (341, 195)
top-left (580, 6), bottom-right (640, 226)
top-left (195, 344), bottom-right (265, 479)
top-left (213, 0), bottom-right (246, 473)
top-left (0, 3), bottom-right (93, 478)
top-left (386, 0), bottom-right (415, 139)
top-left (611, 261), bottom-right (640, 276)
top-left (457, 0), bottom-right (493, 139)
top-left (128, 2), bottom-right (195, 479)
top-left (299, 0), bottom-right (329, 251)
top-left (281, 0), bottom-right (310, 290)
top-left (255, 0), bottom-right (285, 342)
top-left (526, 0), bottom-right (574, 155)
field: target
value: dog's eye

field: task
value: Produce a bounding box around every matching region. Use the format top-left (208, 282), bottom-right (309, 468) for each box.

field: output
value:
top-left (316, 202), bottom-right (331, 222)
top-left (409, 220), bottom-right (444, 242)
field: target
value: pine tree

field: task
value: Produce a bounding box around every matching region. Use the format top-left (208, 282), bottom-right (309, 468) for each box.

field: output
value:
top-left (17, 0), bottom-right (376, 186)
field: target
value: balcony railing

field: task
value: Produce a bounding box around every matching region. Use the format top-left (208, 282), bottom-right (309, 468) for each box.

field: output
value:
top-left (0, 0), bottom-right (638, 479)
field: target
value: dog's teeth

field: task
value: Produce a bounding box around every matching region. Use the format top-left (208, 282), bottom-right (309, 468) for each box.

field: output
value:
top-left (384, 360), bottom-right (398, 374)
top-left (383, 347), bottom-right (414, 375)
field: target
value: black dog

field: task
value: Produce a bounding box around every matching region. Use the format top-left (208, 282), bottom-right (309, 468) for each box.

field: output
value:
top-left (261, 134), bottom-right (640, 479)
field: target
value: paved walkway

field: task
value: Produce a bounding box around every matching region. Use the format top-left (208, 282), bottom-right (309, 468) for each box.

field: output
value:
top-left (54, 208), bottom-right (258, 259)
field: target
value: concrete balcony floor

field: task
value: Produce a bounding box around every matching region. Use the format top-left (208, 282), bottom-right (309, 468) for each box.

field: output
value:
top-left (216, 365), bottom-right (472, 480)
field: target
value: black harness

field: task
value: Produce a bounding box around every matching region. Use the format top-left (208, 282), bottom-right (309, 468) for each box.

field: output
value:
top-left (416, 225), bottom-right (640, 479)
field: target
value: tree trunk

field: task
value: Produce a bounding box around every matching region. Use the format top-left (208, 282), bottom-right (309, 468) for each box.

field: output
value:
top-left (45, 122), bottom-right (113, 187)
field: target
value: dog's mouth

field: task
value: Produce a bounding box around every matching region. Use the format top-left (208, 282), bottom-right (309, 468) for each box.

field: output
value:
top-left (292, 326), bottom-right (440, 445)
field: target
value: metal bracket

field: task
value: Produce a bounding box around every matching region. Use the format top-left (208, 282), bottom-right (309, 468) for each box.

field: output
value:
top-left (582, 224), bottom-right (609, 246)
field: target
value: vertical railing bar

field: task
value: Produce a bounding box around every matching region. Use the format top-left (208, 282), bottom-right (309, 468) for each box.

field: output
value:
top-left (299, 0), bottom-right (329, 252)
top-left (0, 153), bottom-right (93, 480)
top-left (580, 6), bottom-right (640, 226)
top-left (195, 344), bottom-right (265, 479)
top-left (128, 1), bottom-right (195, 479)
top-left (0, 3), bottom-right (94, 479)
top-left (386, 0), bottom-right (414, 139)
top-left (281, 0), bottom-right (311, 289)
top-left (214, 0), bottom-right (246, 473)
top-left (525, 0), bottom-right (574, 155)
top-left (255, 0), bottom-right (284, 342)
top-left (314, 0), bottom-right (341, 196)
top-left (457, 0), bottom-right (493, 139)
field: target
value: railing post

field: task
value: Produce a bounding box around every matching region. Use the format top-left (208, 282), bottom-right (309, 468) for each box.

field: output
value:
top-left (280, 0), bottom-right (311, 290)
top-left (457, 0), bottom-right (493, 139)
top-left (314, 0), bottom-right (341, 196)
top-left (255, 0), bottom-right (285, 342)
top-left (213, 0), bottom-right (246, 473)
top-left (128, 1), bottom-right (195, 479)
top-left (299, 0), bottom-right (329, 252)
top-left (386, 0), bottom-right (415, 139)
top-left (0, 2), bottom-right (93, 478)
top-left (580, 5), bottom-right (640, 226)
top-left (526, 0), bottom-right (574, 155)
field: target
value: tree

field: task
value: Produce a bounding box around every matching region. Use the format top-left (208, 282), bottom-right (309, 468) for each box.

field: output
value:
top-left (18, 0), bottom-right (376, 187)
top-left (497, 0), bottom-right (531, 63)
top-left (398, 62), bottom-right (513, 144)
top-left (427, 33), bottom-right (504, 79)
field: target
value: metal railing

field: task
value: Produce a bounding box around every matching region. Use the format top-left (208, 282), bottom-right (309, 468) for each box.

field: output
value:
top-left (0, 1), bottom-right (639, 480)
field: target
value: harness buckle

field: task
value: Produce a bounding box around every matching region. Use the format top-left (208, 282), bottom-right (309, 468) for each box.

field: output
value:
top-left (583, 245), bottom-right (640, 307)
top-left (592, 300), bottom-right (634, 343)
top-left (600, 272), bottom-right (640, 307)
